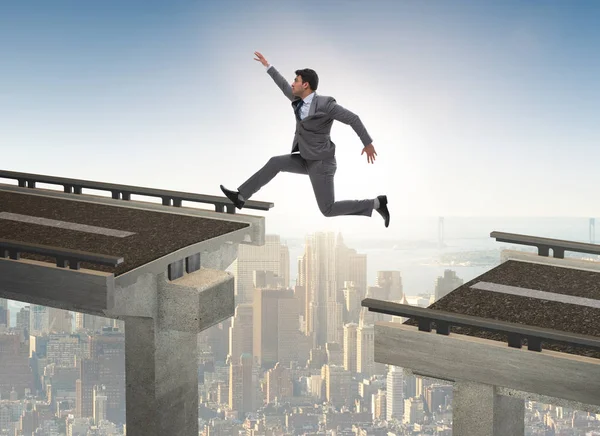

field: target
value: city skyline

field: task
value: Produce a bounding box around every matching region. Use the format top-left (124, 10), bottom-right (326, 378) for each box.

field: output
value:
top-left (3, 224), bottom-right (598, 434)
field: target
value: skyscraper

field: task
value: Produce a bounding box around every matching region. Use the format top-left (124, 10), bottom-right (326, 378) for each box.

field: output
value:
top-left (16, 306), bottom-right (30, 336)
top-left (277, 295), bottom-right (300, 366)
top-left (343, 284), bottom-right (361, 323)
top-left (357, 323), bottom-right (376, 377)
top-left (234, 235), bottom-right (289, 304)
top-left (376, 271), bottom-right (403, 301)
top-left (229, 353), bottom-right (254, 420)
top-left (48, 307), bottom-right (73, 334)
top-left (434, 269), bottom-right (464, 301)
top-left (305, 232), bottom-right (337, 347)
top-left (229, 304), bottom-right (253, 363)
top-left (265, 362), bottom-right (293, 404)
top-left (386, 365), bottom-right (404, 422)
top-left (30, 305), bottom-right (48, 336)
top-left (0, 298), bottom-right (8, 328)
top-left (253, 288), bottom-right (297, 369)
top-left (343, 323), bottom-right (358, 373)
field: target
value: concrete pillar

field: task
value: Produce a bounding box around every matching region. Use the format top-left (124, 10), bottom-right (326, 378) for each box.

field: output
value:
top-left (120, 268), bottom-right (234, 436)
top-left (124, 316), bottom-right (199, 436)
top-left (108, 255), bottom-right (234, 435)
top-left (453, 381), bottom-right (524, 436)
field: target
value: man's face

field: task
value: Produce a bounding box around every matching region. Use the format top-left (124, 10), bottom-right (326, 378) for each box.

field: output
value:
top-left (291, 75), bottom-right (308, 96)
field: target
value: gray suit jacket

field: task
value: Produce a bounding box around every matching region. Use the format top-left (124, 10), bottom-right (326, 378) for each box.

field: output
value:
top-left (267, 66), bottom-right (373, 161)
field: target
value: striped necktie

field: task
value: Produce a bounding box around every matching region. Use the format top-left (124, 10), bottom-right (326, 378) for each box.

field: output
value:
top-left (294, 99), bottom-right (304, 121)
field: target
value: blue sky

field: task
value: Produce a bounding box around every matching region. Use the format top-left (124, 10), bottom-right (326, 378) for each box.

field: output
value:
top-left (1, 0), bottom-right (600, 238)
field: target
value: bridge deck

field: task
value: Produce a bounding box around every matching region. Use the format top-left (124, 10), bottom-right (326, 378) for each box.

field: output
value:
top-left (403, 259), bottom-right (600, 358)
top-left (0, 189), bottom-right (248, 276)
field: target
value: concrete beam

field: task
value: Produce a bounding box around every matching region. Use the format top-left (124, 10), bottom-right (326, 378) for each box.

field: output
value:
top-left (0, 257), bottom-right (113, 316)
top-left (374, 322), bottom-right (600, 407)
top-left (158, 268), bottom-right (234, 333)
top-left (402, 368), bottom-right (600, 414)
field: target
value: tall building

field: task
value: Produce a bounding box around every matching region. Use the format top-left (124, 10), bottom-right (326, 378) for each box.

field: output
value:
top-left (76, 357), bottom-right (96, 420)
top-left (342, 323), bottom-right (358, 373)
top-left (404, 373), bottom-right (417, 398)
top-left (0, 298), bottom-right (8, 328)
top-left (0, 333), bottom-right (33, 398)
top-left (376, 271), bottom-right (403, 301)
top-left (76, 331), bottom-right (125, 424)
top-left (253, 270), bottom-right (284, 289)
top-left (305, 232), bottom-right (337, 347)
top-left (357, 376), bottom-right (385, 413)
top-left (280, 243), bottom-right (290, 288)
top-left (424, 384), bottom-right (453, 414)
top-left (434, 269), bottom-right (464, 301)
top-left (229, 304), bottom-right (253, 362)
top-left (233, 234), bottom-right (288, 304)
top-left (75, 313), bottom-right (113, 333)
top-left (334, 233), bottom-right (350, 295)
top-left (93, 385), bottom-right (108, 424)
top-left (265, 362), bottom-right (293, 404)
top-left (372, 389), bottom-right (387, 420)
top-left (326, 301), bottom-right (344, 344)
top-left (253, 288), bottom-right (298, 369)
top-left (357, 323), bottom-right (377, 377)
top-left (47, 334), bottom-right (83, 367)
top-left (30, 305), bottom-right (49, 336)
top-left (229, 353), bottom-right (254, 420)
top-left (297, 254), bottom-right (310, 334)
top-left (16, 306), bottom-right (30, 336)
top-left (294, 284), bottom-right (307, 328)
top-left (386, 365), bottom-right (404, 422)
top-left (48, 308), bottom-right (73, 334)
top-left (325, 342), bottom-right (342, 366)
top-left (348, 250), bottom-right (367, 297)
top-left (323, 364), bottom-right (353, 409)
top-left (343, 284), bottom-right (361, 324)
top-left (404, 396), bottom-right (425, 424)
top-left (277, 295), bottom-right (300, 366)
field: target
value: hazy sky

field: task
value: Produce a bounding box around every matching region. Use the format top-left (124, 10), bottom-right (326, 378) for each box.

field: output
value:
top-left (2, 0), bottom-right (600, 239)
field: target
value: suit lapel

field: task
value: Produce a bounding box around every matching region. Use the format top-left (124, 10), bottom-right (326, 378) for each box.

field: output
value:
top-left (307, 93), bottom-right (317, 117)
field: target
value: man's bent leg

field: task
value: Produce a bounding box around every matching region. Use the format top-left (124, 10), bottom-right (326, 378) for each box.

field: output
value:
top-left (308, 157), bottom-right (374, 217)
top-left (238, 154), bottom-right (308, 200)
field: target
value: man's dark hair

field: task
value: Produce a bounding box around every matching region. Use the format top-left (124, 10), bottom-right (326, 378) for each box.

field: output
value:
top-left (295, 68), bottom-right (318, 91)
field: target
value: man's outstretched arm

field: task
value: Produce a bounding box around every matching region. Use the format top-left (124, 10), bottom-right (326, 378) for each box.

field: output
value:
top-left (324, 97), bottom-right (373, 147)
top-left (254, 51), bottom-right (297, 102)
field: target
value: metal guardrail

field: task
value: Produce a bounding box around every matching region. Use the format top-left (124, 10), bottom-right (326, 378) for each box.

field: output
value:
top-left (490, 231), bottom-right (600, 259)
top-left (361, 298), bottom-right (600, 352)
top-left (0, 170), bottom-right (274, 214)
top-left (0, 238), bottom-right (200, 279)
top-left (0, 238), bottom-right (123, 270)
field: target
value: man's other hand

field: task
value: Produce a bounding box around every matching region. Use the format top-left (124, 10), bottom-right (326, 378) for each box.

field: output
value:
top-left (362, 144), bottom-right (377, 164)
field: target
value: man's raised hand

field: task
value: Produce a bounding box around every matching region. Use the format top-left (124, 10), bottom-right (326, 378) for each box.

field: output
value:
top-left (254, 51), bottom-right (269, 67)
top-left (362, 144), bottom-right (377, 164)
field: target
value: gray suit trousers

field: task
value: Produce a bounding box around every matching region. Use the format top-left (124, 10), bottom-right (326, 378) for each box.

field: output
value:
top-left (238, 154), bottom-right (375, 217)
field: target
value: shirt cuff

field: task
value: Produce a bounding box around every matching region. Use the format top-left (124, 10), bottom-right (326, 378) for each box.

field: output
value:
top-left (266, 64), bottom-right (272, 71)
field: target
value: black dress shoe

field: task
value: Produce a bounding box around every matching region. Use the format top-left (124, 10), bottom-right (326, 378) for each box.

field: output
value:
top-left (375, 195), bottom-right (390, 227)
top-left (220, 185), bottom-right (245, 210)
